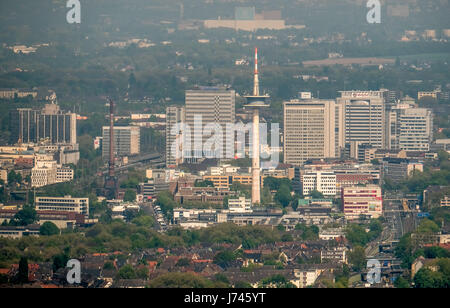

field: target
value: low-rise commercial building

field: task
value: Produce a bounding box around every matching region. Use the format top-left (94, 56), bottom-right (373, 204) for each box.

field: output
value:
top-left (320, 246), bottom-right (348, 264)
top-left (0, 209), bottom-right (86, 229)
top-left (228, 197), bottom-right (252, 213)
top-left (31, 160), bottom-right (74, 187)
top-left (441, 196), bottom-right (450, 207)
top-left (341, 185), bottom-right (383, 220)
top-left (0, 225), bottom-right (40, 239)
top-left (174, 186), bottom-right (238, 205)
top-left (382, 158), bottom-right (423, 182)
top-left (35, 196), bottom-right (89, 216)
top-left (302, 171), bottom-right (336, 197)
top-left (140, 179), bottom-right (170, 201)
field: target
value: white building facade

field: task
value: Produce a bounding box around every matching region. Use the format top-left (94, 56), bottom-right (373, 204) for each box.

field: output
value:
top-left (302, 172), bottom-right (337, 197)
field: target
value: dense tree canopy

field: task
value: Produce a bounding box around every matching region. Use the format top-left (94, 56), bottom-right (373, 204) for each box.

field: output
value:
top-left (39, 222), bottom-right (60, 236)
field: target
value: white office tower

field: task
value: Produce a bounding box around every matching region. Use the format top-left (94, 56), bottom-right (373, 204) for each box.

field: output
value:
top-left (102, 126), bottom-right (140, 160)
top-left (184, 87), bottom-right (235, 161)
top-left (388, 103), bottom-right (433, 151)
top-left (337, 91), bottom-right (386, 149)
top-left (284, 99), bottom-right (337, 166)
top-left (165, 106), bottom-right (185, 168)
top-left (301, 171), bottom-right (337, 197)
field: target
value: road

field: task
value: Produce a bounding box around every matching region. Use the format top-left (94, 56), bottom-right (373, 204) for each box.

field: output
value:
top-left (366, 193), bottom-right (408, 258)
top-left (141, 202), bottom-right (168, 232)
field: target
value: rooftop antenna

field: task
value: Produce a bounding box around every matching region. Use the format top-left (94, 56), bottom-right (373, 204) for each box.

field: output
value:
top-left (254, 47), bottom-right (260, 96)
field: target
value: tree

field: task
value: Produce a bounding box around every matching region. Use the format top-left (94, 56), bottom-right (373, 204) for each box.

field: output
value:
top-left (18, 256), bottom-right (28, 283)
top-left (194, 180), bottom-right (214, 187)
top-left (123, 208), bottom-right (139, 222)
top-left (274, 184), bottom-right (292, 207)
top-left (264, 177), bottom-right (292, 191)
top-left (234, 281), bottom-right (253, 288)
top-left (213, 250), bottom-right (237, 268)
top-left (395, 234), bottom-right (415, 268)
top-left (39, 221), bottom-right (60, 236)
top-left (417, 219), bottom-right (440, 234)
top-left (295, 223), bottom-right (319, 240)
top-left (424, 246), bottom-right (450, 259)
top-left (136, 267), bottom-right (149, 279)
top-left (309, 190), bottom-right (324, 199)
top-left (131, 215), bottom-right (154, 228)
top-left (116, 264), bottom-right (137, 279)
top-left (348, 246), bottom-right (366, 271)
top-left (369, 219), bottom-right (383, 236)
top-left (281, 233), bottom-right (293, 242)
top-left (148, 272), bottom-right (214, 288)
top-left (53, 251), bottom-right (70, 272)
top-left (176, 258), bottom-right (191, 267)
top-left (123, 189), bottom-right (137, 202)
top-left (103, 262), bottom-right (115, 270)
top-left (7, 170), bottom-right (22, 186)
top-left (11, 205), bottom-right (37, 226)
top-left (345, 224), bottom-right (370, 246)
top-left (155, 191), bottom-right (177, 219)
top-left (214, 273), bottom-right (229, 285)
top-left (259, 274), bottom-right (296, 288)
top-left (332, 264), bottom-right (350, 288)
top-left (413, 268), bottom-right (443, 288)
top-left (394, 276), bottom-right (410, 288)
top-left (230, 182), bottom-right (251, 198)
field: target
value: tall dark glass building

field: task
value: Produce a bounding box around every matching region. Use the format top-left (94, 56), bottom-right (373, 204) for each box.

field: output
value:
top-left (10, 104), bottom-right (77, 145)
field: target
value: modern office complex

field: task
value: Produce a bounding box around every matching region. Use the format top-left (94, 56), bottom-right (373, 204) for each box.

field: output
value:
top-left (10, 103), bottom-right (77, 145)
top-left (31, 161), bottom-right (74, 187)
top-left (284, 99), bottom-right (337, 166)
top-left (337, 91), bottom-right (386, 149)
top-left (102, 126), bottom-right (140, 160)
top-left (184, 86), bottom-right (235, 160)
top-left (35, 196), bottom-right (89, 216)
top-left (388, 104), bottom-right (433, 151)
top-left (165, 106), bottom-right (185, 168)
top-left (31, 160), bottom-right (58, 188)
top-left (301, 171), bottom-right (337, 197)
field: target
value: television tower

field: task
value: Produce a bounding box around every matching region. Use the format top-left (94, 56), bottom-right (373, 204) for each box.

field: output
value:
top-left (245, 48), bottom-right (269, 205)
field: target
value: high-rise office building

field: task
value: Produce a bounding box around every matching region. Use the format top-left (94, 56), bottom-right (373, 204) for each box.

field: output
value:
top-left (165, 106), bottom-right (185, 168)
top-left (388, 103), bottom-right (433, 151)
top-left (10, 104), bottom-right (77, 145)
top-left (184, 87), bottom-right (235, 160)
top-left (337, 91), bottom-right (386, 149)
top-left (102, 126), bottom-right (140, 160)
top-left (381, 88), bottom-right (402, 109)
top-left (284, 99), bottom-right (337, 166)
